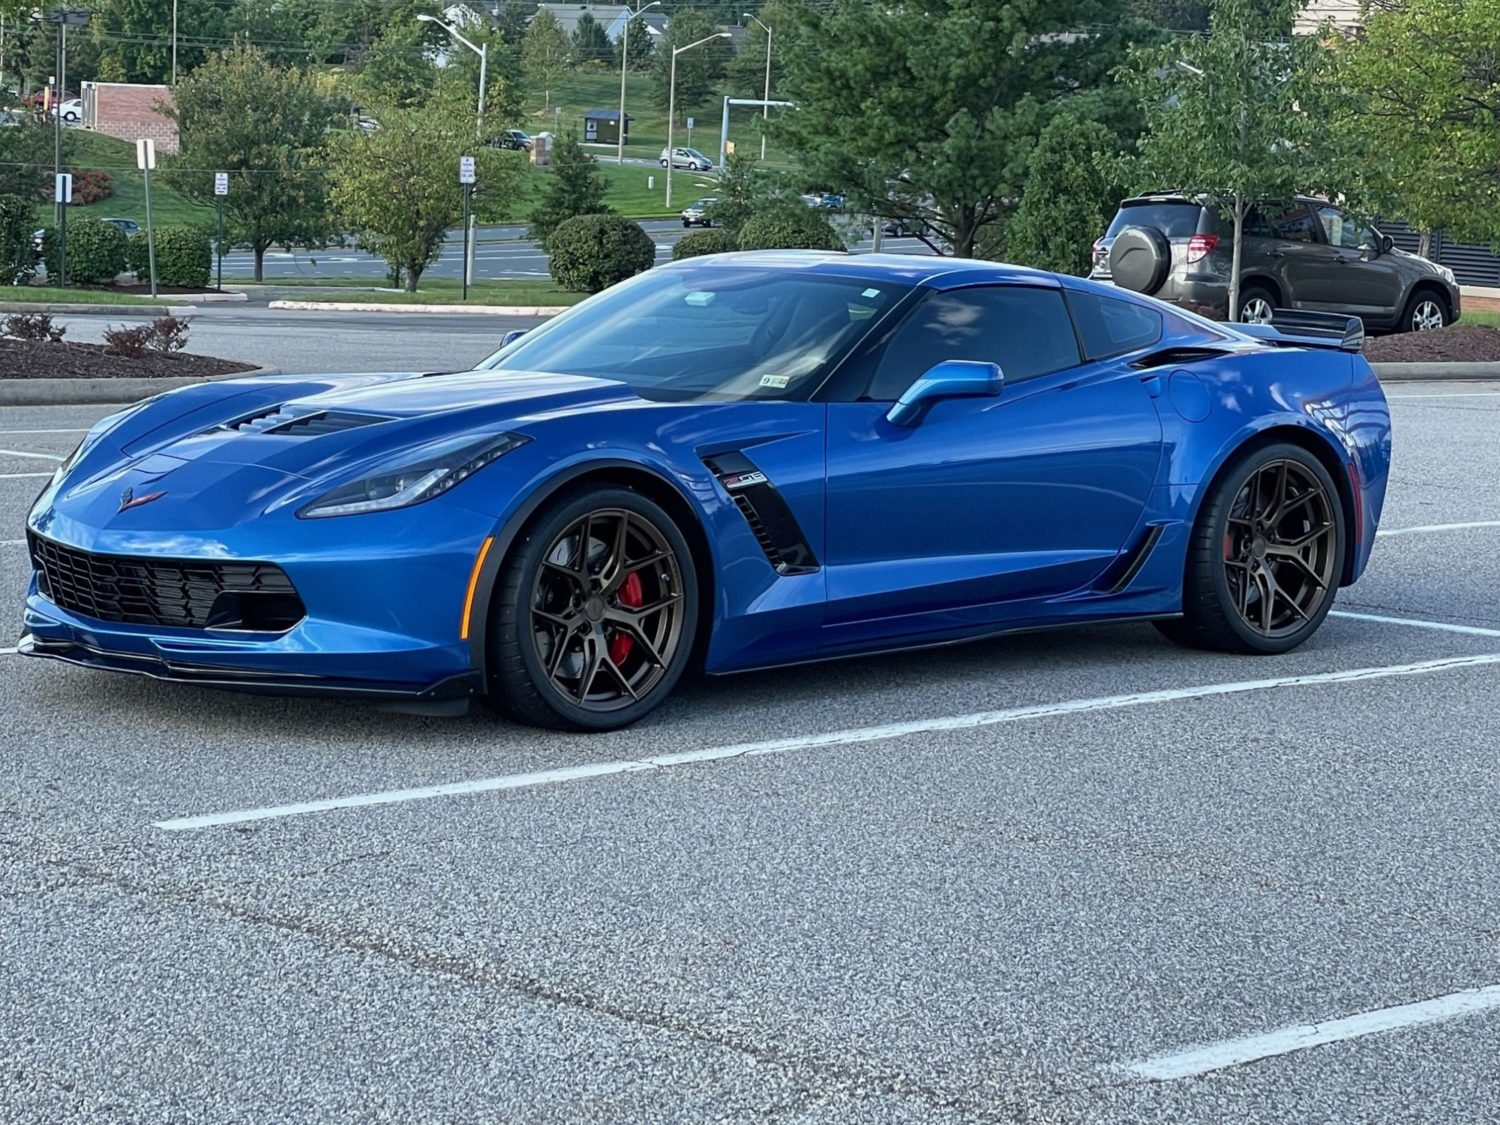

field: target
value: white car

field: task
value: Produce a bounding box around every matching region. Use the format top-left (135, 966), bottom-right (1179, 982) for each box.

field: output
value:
top-left (58, 98), bottom-right (83, 124)
top-left (659, 147), bottom-right (713, 172)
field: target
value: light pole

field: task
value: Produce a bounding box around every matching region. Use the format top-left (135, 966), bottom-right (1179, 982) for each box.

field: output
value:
top-left (616, 0), bottom-right (660, 165)
top-left (171, 0), bottom-right (177, 83)
top-left (742, 13), bottom-right (771, 161)
top-left (418, 13), bottom-right (488, 292)
top-left (417, 13), bottom-right (488, 139)
top-left (42, 9), bottom-right (90, 228)
top-left (666, 31), bottom-right (729, 208)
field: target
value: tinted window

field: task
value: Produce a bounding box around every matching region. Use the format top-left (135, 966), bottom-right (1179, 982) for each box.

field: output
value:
top-left (857, 287), bottom-right (1081, 401)
top-left (1263, 202), bottom-right (1319, 243)
top-left (1068, 291), bottom-right (1163, 359)
top-left (1315, 205), bottom-right (1374, 250)
top-left (1106, 202), bottom-right (1204, 239)
top-left (482, 266), bottom-right (907, 402)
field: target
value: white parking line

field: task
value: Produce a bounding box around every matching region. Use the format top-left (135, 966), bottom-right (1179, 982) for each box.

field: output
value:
top-left (0, 646), bottom-right (18, 656)
top-left (153, 652), bottom-right (1500, 831)
top-left (1378, 520), bottom-right (1500, 537)
top-left (1331, 610), bottom-right (1500, 638)
top-left (0, 428), bottom-right (89, 435)
top-left (1124, 983), bottom-right (1500, 1081)
top-left (0, 448), bottom-right (63, 462)
top-left (1386, 392), bottom-right (1500, 400)
top-left (0, 472), bottom-right (51, 480)
top-left (0, 539), bottom-right (25, 546)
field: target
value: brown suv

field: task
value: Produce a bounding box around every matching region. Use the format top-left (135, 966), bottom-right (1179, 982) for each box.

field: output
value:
top-left (1092, 193), bottom-right (1460, 332)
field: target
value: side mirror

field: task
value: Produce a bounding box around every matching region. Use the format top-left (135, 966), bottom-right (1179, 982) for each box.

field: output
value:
top-left (1379, 232), bottom-right (1394, 254)
top-left (886, 359), bottom-right (1003, 427)
top-left (499, 329), bottom-right (528, 348)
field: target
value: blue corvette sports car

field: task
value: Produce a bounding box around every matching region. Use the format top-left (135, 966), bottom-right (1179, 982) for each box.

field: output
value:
top-left (20, 253), bottom-right (1391, 730)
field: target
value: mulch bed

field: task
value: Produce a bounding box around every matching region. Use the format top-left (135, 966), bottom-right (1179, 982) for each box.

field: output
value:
top-left (1362, 325), bottom-right (1500, 364)
top-left (0, 338), bottom-right (255, 380)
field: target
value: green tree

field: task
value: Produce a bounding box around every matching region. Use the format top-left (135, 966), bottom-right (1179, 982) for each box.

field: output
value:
top-left (571, 12), bottom-right (614, 67)
top-left (164, 47), bottom-right (339, 282)
top-left (706, 150), bottom-right (793, 234)
top-left (357, 19), bottom-right (438, 109)
top-left (329, 98), bottom-right (525, 290)
top-left (776, 0), bottom-right (1129, 258)
top-left (1331, 0), bottom-right (1500, 255)
top-left (523, 10), bottom-right (570, 110)
top-left (622, 13), bottom-right (656, 70)
top-left (528, 133), bottom-right (611, 242)
top-left (1123, 0), bottom-right (1332, 318)
top-left (725, 1), bottom-right (787, 102)
top-left (651, 10), bottom-right (730, 116)
top-left (1007, 115), bottom-right (1127, 275)
top-left (93, 0), bottom-right (226, 83)
top-left (0, 117), bottom-right (63, 200)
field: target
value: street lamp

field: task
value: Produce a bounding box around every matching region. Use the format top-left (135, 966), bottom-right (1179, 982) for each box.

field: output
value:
top-left (666, 31), bottom-right (730, 207)
top-left (40, 9), bottom-right (90, 228)
top-left (417, 13), bottom-right (488, 139)
top-left (616, 0), bottom-right (660, 165)
top-left (742, 13), bottom-right (771, 161)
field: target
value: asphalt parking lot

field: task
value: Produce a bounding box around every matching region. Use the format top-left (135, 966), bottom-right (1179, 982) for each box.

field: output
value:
top-left (2, 384), bottom-right (1499, 1122)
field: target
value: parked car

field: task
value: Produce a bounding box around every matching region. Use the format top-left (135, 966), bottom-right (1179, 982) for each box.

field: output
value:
top-left (32, 218), bottom-right (142, 265)
top-left (20, 254), bottom-right (1391, 731)
top-left (1092, 192), bottom-right (1460, 333)
top-left (491, 129), bottom-right (532, 152)
top-left (57, 98), bottom-right (83, 124)
top-left (811, 192), bottom-right (844, 210)
top-left (659, 147), bottom-right (713, 172)
top-left (680, 198), bottom-right (718, 227)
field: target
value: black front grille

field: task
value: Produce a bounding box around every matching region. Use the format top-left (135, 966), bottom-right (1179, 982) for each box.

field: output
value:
top-left (29, 534), bottom-right (304, 631)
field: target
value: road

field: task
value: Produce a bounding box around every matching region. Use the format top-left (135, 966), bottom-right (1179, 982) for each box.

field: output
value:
top-left (3, 384), bottom-right (1499, 1121)
top-left (214, 219), bottom-right (936, 283)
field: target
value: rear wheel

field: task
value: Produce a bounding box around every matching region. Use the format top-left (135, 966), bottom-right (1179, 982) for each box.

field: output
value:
top-left (1402, 291), bottom-right (1449, 332)
top-left (1236, 285), bottom-right (1276, 325)
top-left (487, 487), bottom-right (698, 730)
top-left (1156, 443), bottom-right (1343, 655)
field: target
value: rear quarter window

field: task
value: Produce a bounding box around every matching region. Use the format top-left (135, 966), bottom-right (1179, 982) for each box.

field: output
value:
top-left (1106, 203), bottom-right (1205, 240)
top-left (1068, 291), bottom-right (1163, 359)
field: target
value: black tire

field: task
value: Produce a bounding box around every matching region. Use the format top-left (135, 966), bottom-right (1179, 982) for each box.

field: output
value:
top-left (486, 486), bottom-right (699, 731)
top-left (1235, 284), bottom-right (1277, 325)
top-left (1156, 442), bottom-right (1344, 655)
top-left (1107, 225), bottom-right (1171, 295)
top-left (1400, 290), bottom-right (1450, 333)
top-left (683, 219), bottom-right (691, 227)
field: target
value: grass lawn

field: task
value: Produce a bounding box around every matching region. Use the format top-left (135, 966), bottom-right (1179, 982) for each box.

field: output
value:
top-left (0, 285), bottom-right (170, 306)
top-left (1458, 310), bottom-right (1500, 329)
top-left (504, 159), bottom-right (717, 222)
top-left (39, 132), bottom-right (213, 229)
top-left (266, 278), bottom-right (586, 306)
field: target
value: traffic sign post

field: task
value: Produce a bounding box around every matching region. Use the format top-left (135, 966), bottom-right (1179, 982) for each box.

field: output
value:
top-left (459, 156), bottom-right (476, 301)
top-left (213, 171), bottom-right (228, 292)
top-left (137, 139), bottom-right (158, 298)
top-left (54, 173), bottom-right (72, 287)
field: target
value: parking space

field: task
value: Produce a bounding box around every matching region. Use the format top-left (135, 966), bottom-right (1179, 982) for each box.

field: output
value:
top-left (3, 387), bottom-right (1499, 1121)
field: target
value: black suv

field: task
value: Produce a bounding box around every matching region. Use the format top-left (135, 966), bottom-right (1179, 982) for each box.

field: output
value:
top-left (1092, 193), bottom-right (1460, 333)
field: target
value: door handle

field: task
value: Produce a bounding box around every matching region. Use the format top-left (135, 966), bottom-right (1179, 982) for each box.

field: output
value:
top-left (1265, 250), bottom-right (1283, 259)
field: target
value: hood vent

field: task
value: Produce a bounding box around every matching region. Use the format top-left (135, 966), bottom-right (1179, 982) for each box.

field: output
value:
top-left (222, 408), bottom-right (394, 436)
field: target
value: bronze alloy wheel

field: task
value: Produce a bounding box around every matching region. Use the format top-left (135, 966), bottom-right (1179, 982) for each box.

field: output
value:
top-left (529, 508), bottom-right (686, 712)
top-left (1220, 458), bottom-right (1339, 638)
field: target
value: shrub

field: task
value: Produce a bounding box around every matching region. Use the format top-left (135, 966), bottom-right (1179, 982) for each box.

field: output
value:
top-left (736, 207), bottom-right (843, 252)
top-left (546, 214), bottom-right (656, 293)
top-left (147, 316), bottom-right (190, 353)
top-left (103, 323), bottom-right (153, 357)
top-left (1007, 114), bottom-right (1126, 275)
top-left (42, 217), bottom-right (128, 284)
top-left (3, 312), bottom-right (65, 342)
top-left (128, 226), bottom-right (212, 288)
top-left (69, 169), bottom-right (114, 206)
top-left (672, 228), bottom-right (738, 260)
top-left (0, 193), bottom-right (37, 285)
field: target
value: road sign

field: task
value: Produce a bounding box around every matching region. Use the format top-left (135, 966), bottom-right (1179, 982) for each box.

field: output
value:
top-left (686, 117), bottom-right (694, 129)
top-left (135, 138), bottom-right (156, 171)
top-left (459, 155), bottom-right (476, 185)
top-left (214, 172), bottom-right (229, 196)
top-left (55, 173), bottom-right (73, 204)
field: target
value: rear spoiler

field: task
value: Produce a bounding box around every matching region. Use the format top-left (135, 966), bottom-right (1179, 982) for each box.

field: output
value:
top-left (1236, 309), bottom-right (1365, 354)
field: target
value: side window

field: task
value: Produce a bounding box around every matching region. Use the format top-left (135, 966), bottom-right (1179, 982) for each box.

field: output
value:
top-left (1263, 202), bottom-right (1319, 243)
top-left (1068, 291), bottom-right (1163, 360)
top-left (859, 287), bottom-right (1081, 400)
top-left (1316, 205), bottom-right (1372, 250)
top-left (1243, 206), bottom-right (1275, 238)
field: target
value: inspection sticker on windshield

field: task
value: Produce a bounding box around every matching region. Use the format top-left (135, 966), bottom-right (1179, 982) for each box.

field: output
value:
top-left (759, 374), bottom-right (791, 389)
top-left (862, 288), bottom-right (881, 298)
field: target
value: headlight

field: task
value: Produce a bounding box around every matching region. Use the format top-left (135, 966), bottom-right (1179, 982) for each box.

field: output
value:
top-left (1436, 264), bottom-right (1456, 285)
top-left (50, 400), bottom-right (154, 486)
top-left (297, 432), bottom-right (529, 518)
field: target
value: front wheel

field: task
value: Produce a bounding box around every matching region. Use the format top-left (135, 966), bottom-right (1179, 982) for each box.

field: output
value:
top-left (487, 487), bottom-right (698, 730)
top-left (1402, 291), bottom-right (1450, 332)
top-left (1156, 443), bottom-right (1344, 655)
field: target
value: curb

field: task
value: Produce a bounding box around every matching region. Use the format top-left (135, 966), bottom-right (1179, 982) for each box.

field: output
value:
top-left (0, 303), bottom-right (200, 316)
top-left (267, 300), bottom-right (569, 316)
top-left (1371, 361), bottom-right (1500, 381)
top-left (0, 366), bottom-right (280, 407)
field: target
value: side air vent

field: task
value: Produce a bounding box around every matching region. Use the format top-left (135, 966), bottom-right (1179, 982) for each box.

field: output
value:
top-left (702, 451), bottom-right (820, 575)
top-left (1131, 347), bottom-right (1230, 370)
top-left (223, 409), bottom-right (392, 436)
top-left (1096, 523), bottom-right (1166, 594)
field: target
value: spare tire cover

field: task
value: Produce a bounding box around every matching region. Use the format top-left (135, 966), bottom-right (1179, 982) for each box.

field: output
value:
top-left (1108, 225), bottom-right (1171, 295)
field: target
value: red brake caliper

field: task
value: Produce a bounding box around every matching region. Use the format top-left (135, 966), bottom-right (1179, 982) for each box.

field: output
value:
top-left (608, 571), bottom-right (643, 665)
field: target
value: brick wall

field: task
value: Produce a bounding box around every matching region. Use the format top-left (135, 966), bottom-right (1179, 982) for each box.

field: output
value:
top-left (84, 83), bottom-right (179, 154)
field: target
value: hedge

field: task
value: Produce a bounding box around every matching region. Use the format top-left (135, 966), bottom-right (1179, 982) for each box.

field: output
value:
top-left (671, 228), bottom-right (738, 260)
top-left (41, 217), bottom-right (129, 284)
top-left (0, 194), bottom-right (37, 285)
top-left (736, 207), bottom-right (844, 252)
top-left (128, 226), bottom-right (212, 288)
top-left (546, 214), bottom-right (656, 293)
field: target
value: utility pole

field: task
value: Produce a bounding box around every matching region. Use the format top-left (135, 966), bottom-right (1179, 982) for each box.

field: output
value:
top-left (44, 10), bottom-right (90, 228)
top-left (171, 0), bottom-right (178, 83)
top-left (666, 32), bottom-right (729, 208)
top-left (743, 13), bottom-right (772, 161)
top-left (616, 0), bottom-right (661, 165)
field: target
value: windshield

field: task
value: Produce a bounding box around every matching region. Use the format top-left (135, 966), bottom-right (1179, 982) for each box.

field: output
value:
top-left (1106, 202), bottom-right (1204, 239)
top-left (479, 265), bottom-right (908, 401)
